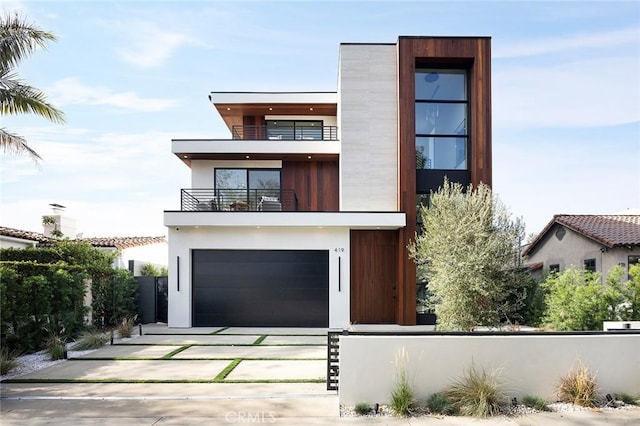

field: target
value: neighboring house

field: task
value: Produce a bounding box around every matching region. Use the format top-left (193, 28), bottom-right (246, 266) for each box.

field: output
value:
top-left (522, 215), bottom-right (640, 280)
top-left (0, 226), bottom-right (167, 275)
top-left (0, 226), bottom-right (50, 249)
top-left (164, 36), bottom-right (493, 328)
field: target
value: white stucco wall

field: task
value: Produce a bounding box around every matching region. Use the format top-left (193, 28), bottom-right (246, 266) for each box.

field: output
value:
top-left (0, 236), bottom-right (37, 249)
top-left (338, 44), bottom-right (398, 211)
top-left (339, 334), bottom-right (640, 405)
top-left (190, 160), bottom-right (282, 188)
top-left (167, 226), bottom-right (351, 328)
top-left (525, 224), bottom-right (640, 279)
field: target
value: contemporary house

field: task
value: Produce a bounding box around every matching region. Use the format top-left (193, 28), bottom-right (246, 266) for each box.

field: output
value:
top-left (523, 214), bottom-right (640, 280)
top-left (164, 36), bottom-right (492, 328)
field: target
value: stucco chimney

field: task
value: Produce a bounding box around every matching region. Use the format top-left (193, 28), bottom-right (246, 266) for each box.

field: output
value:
top-left (43, 204), bottom-right (77, 238)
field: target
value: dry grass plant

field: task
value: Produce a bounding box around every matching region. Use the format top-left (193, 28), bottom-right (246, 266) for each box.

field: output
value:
top-left (73, 330), bottom-right (110, 350)
top-left (0, 347), bottom-right (19, 375)
top-left (556, 361), bottom-right (599, 407)
top-left (445, 363), bottom-right (506, 417)
top-left (117, 315), bottom-right (137, 338)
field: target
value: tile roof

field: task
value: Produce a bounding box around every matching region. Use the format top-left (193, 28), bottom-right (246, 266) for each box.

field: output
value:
top-left (0, 226), bottom-right (52, 243)
top-left (522, 214), bottom-right (640, 257)
top-left (0, 226), bottom-right (166, 250)
top-left (79, 236), bottom-right (166, 249)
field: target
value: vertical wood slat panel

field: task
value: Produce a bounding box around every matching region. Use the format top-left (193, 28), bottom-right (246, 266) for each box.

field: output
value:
top-left (282, 160), bottom-right (339, 211)
top-left (396, 37), bottom-right (492, 325)
top-left (350, 230), bottom-right (397, 324)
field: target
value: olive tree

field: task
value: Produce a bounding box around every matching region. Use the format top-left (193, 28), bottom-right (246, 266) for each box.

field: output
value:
top-left (408, 179), bottom-right (526, 331)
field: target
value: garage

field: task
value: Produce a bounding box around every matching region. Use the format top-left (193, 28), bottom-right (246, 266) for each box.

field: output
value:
top-left (192, 249), bottom-right (329, 327)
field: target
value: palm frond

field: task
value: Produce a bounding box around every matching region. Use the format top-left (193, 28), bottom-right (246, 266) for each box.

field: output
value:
top-left (1, 78), bottom-right (65, 123)
top-left (0, 13), bottom-right (56, 70)
top-left (0, 127), bottom-right (42, 161)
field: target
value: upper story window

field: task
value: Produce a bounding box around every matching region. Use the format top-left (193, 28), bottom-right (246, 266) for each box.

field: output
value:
top-left (214, 168), bottom-right (281, 210)
top-left (266, 120), bottom-right (323, 141)
top-left (415, 69), bottom-right (468, 170)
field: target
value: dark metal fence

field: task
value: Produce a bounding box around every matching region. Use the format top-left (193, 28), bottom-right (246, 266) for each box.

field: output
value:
top-left (180, 188), bottom-right (298, 212)
top-left (231, 125), bottom-right (338, 141)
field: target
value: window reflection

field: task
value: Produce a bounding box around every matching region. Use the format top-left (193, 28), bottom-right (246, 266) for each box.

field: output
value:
top-left (415, 69), bottom-right (468, 170)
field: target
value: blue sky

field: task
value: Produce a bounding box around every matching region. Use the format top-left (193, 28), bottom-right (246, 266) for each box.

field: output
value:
top-left (1, 0), bottom-right (639, 239)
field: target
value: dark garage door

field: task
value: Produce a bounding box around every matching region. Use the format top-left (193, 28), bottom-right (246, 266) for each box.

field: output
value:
top-left (192, 250), bottom-right (329, 327)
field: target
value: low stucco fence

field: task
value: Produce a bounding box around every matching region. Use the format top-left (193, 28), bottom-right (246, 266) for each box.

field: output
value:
top-left (338, 332), bottom-right (640, 405)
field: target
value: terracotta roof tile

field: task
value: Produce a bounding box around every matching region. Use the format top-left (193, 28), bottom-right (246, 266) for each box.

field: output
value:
top-left (78, 236), bottom-right (166, 250)
top-left (523, 214), bottom-right (640, 257)
top-left (0, 226), bottom-right (166, 250)
top-left (0, 226), bottom-right (51, 243)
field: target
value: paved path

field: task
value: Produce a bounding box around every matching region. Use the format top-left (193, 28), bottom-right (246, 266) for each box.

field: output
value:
top-left (2, 324), bottom-right (638, 425)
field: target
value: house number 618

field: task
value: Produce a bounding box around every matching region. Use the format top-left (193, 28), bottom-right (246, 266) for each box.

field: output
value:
top-left (334, 248), bottom-right (344, 252)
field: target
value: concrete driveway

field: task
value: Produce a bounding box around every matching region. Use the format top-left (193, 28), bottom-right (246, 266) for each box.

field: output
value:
top-left (2, 324), bottom-right (639, 425)
top-left (0, 324), bottom-right (338, 424)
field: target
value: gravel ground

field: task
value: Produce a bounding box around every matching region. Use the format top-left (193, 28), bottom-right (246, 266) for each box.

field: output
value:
top-left (340, 400), bottom-right (639, 419)
top-left (0, 334), bottom-right (139, 382)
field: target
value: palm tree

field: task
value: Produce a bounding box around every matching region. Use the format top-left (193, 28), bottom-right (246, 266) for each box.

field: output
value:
top-left (1, 13), bottom-right (65, 161)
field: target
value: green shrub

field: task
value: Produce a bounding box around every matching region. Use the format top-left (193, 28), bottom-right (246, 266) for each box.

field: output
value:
top-left (390, 349), bottom-right (415, 417)
top-left (391, 370), bottom-right (414, 417)
top-left (445, 364), bottom-right (505, 417)
top-left (0, 240), bottom-right (113, 353)
top-left (354, 402), bottom-right (372, 415)
top-left (426, 392), bottom-right (457, 415)
top-left (91, 269), bottom-right (138, 328)
top-left (556, 362), bottom-right (598, 407)
top-left (73, 330), bottom-right (110, 350)
top-left (46, 334), bottom-right (66, 360)
top-left (613, 392), bottom-right (638, 405)
top-left (522, 394), bottom-right (549, 411)
top-left (0, 347), bottom-right (19, 375)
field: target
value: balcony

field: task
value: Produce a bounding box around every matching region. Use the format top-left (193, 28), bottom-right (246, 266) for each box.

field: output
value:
top-left (181, 188), bottom-right (298, 212)
top-left (231, 125), bottom-right (338, 141)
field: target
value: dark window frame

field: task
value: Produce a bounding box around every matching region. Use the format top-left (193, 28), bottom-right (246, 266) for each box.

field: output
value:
top-left (266, 119), bottom-right (324, 140)
top-left (214, 168), bottom-right (282, 209)
top-left (415, 68), bottom-right (470, 171)
top-left (584, 258), bottom-right (596, 272)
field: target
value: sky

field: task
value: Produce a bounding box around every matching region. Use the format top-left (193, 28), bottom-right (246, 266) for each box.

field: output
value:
top-left (1, 0), bottom-right (639, 240)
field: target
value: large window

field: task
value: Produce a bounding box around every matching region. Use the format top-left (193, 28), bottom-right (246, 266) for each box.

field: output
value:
top-left (214, 169), bottom-right (280, 210)
top-left (266, 120), bottom-right (323, 140)
top-left (415, 69), bottom-right (468, 170)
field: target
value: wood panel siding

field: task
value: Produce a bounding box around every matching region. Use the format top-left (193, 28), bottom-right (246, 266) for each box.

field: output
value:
top-left (282, 160), bottom-right (339, 211)
top-left (350, 230), bottom-right (398, 324)
top-left (396, 37), bottom-right (492, 325)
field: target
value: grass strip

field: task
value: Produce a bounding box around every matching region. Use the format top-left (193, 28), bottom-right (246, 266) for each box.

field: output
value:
top-left (3, 378), bottom-right (325, 384)
top-left (68, 357), bottom-right (326, 362)
top-left (214, 358), bottom-right (242, 382)
top-left (113, 343), bottom-right (325, 347)
top-left (252, 335), bottom-right (267, 345)
top-left (211, 327), bottom-right (229, 335)
top-left (161, 345), bottom-right (192, 359)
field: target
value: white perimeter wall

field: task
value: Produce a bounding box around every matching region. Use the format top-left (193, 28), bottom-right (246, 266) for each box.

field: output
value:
top-left (339, 44), bottom-right (398, 211)
top-left (167, 226), bottom-right (351, 328)
top-left (339, 335), bottom-right (640, 405)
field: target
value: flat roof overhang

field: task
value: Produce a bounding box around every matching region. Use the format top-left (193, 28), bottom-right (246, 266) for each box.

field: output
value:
top-left (172, 139), bottom-right (340, 166)
top-left (209, 92), bottom-right (338, 129)
top-left (164, 211), bottom-right (406, 230)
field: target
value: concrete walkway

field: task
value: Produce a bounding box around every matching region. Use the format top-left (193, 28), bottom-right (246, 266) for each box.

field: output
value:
top-left (2, 324), bottom-right (638, 425)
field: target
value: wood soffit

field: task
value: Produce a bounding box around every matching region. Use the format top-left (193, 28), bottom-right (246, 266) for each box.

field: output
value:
top-left (215, 103), bottom-right (338, 129)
